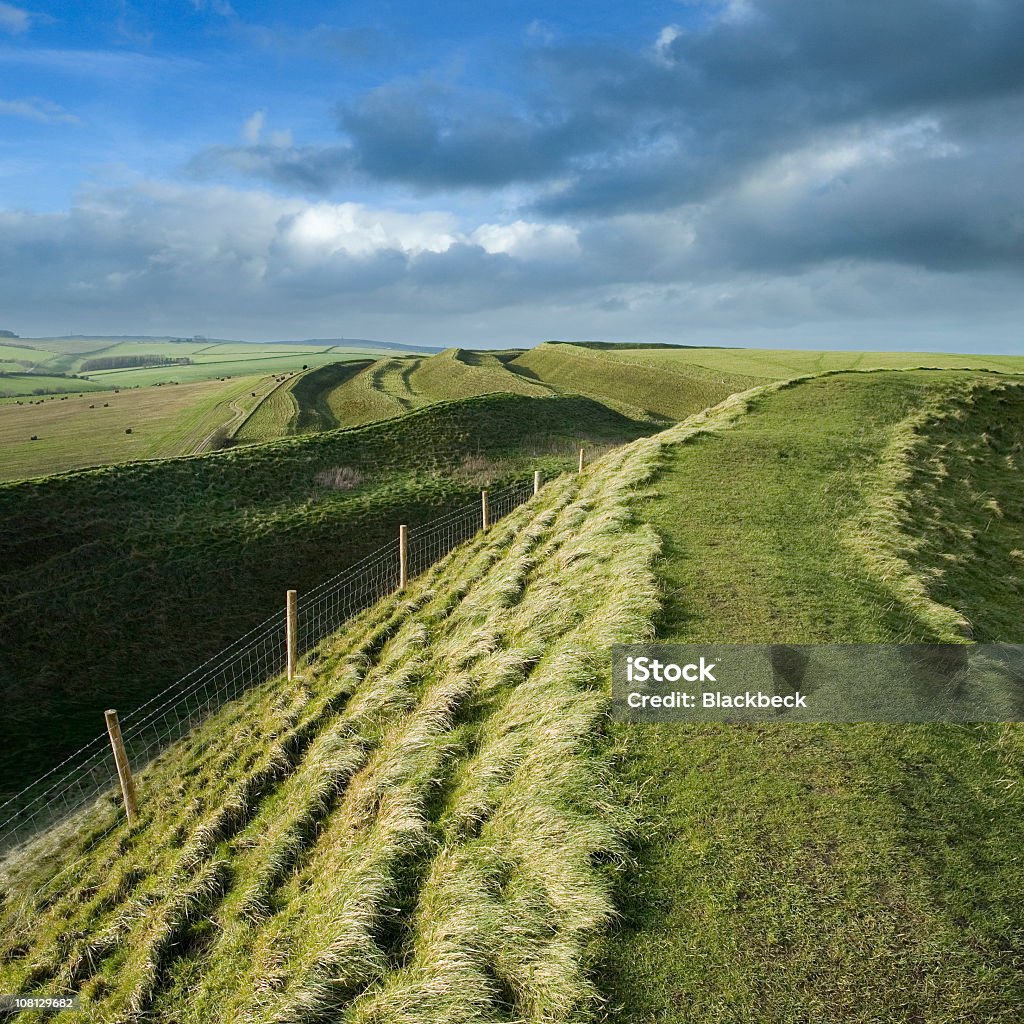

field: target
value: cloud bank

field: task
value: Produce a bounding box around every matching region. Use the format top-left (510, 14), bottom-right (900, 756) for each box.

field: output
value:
top-left (2, 0), bottom-right (1023, 349)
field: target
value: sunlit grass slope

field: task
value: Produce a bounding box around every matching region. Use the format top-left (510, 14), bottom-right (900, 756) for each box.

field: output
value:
top-left (597, 341), bottom-right (1024, 378)
top-left (0, 393), bottom-right (651, 803)
top-left (0, 432), bottom-right (663, 1024)
top-left (600, 370), bottom-right (1024, 1023)
top-left (509, 343), bottom-right (766, 422)
top-left (310, 349), bottom-right (553, 430)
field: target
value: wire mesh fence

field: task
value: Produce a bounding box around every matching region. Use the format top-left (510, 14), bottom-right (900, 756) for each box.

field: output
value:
top-left (0, 476), bottom-right (540, 856)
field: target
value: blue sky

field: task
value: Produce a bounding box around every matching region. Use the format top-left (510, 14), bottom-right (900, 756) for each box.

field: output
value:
top-left (1, 0), bottom-right (1023, 351)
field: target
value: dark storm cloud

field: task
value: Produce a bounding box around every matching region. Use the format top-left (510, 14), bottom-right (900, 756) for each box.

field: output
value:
top-left (194, 0), bottom-right (1024, 202)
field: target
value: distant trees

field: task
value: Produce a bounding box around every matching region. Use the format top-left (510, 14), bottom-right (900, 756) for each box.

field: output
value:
top-left (0, 329), bottom-right (18, 338)
top-left (80, 355), bottom-right (192, 372)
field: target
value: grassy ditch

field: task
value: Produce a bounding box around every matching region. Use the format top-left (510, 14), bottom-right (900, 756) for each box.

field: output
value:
top-left (0, 393), bottom-right (651, 802)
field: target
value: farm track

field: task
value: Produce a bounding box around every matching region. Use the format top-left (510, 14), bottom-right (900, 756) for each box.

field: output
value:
top-left (0, 435), bottom-right (664, 1022)
top-left (227, 373), bottom-right (303, 446)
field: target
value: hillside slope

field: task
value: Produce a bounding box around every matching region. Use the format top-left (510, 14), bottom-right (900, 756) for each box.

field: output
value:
top-left (0, 394), bottom-right (651, 802)
top-left (0, 436), bottom-right (663, 1023)
top-left (509, 343), bottom-right (765, 422)
top-left (308, 349), bottom-right (552, 430)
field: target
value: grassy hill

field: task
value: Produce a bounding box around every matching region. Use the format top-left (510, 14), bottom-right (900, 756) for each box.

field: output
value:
top-left (10, 341), bottom-right (1020, 482)
top-left (585, 341), bottom-right (1024, 378)
top-left (0, 393), bottom-right (651, 803)
top-left (508, 343), bottom-right (770, 421)
top-left (281, 349), bottom-right (554, 432)
top-left (0, 435), bottom-right (662, 1023)
top-left (231, 344), bottom-right (764, 443)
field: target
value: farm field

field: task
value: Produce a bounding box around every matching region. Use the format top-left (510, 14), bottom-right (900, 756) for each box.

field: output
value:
top-left (0, 393), bottom-right (651, 801)
top-left (0, 374), bottom-right (284, 481)
top-left (0, 375), bottom-right (107, 399)
top-left (0, 336), bottom-right (411, 395)
top-left (1, 368), bottom-right (1022, 1022)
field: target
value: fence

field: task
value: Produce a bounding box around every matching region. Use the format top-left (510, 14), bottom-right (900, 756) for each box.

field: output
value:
top-left (0, 473), bottom-right (546, 856)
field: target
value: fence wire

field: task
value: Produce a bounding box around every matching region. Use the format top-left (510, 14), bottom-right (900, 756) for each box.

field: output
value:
top-left (0, 477), bottom-right (539, 855)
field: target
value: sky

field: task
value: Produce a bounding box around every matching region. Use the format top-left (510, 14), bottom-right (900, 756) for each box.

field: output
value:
top-left (0, 1), bottom-right (1022, 352)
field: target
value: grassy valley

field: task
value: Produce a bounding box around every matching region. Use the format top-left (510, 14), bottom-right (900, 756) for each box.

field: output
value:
top-left (0, 393), bottom-right (650, 803)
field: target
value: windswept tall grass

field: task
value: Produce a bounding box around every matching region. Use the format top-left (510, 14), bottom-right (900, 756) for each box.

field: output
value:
top-left (0, 426), bottom-right (665, 1023)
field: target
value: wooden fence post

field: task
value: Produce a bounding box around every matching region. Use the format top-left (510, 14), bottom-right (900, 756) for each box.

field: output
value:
top-left (578, 447), bottom-right (585, 473)
top-left (481, 489), bottom-right (490, 530)
top-left (533, 470), bottom-right (541, 495)
top-left (399, 524), bottom-right (408, 589)
top-left (104, 709), bottom-right (138, 826)
top-left (286, 589), bottom-right (298, 680)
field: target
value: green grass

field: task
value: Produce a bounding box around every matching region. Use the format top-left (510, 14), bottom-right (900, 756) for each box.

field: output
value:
top-left (409, 348), bottom-right (552, 404)
top-left (0, 375), bottom-right (283, 481)
top-left (232, 373), bottom-right (303, 443)
top-left (0, 433), bottom-right (662, 1024)
top-left (0, 342), bottom-right (54, 364)
top-left (595, 342), bottom-right (1024, 379)
top-left (0, 393), bottom-right (652, 802)
top-left (1, 370), bottom-right (1021, 1022)
top-left (0, 337), bottom-right (408, 391)
top-left (295, 349), bottom-right (553, 432)
top-left (0, 375), bottom-right (108, 398)
top-left (597, 371), bottom-right (1024, 1023)
top-left (290, 360), bottom-right (375, 433)
top-left (509, 343), bottom-right (767, 422)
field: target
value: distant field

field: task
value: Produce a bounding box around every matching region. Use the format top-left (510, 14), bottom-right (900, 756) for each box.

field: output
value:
top-left (0, 374), bottom-right (282, 480)
top-left (0, 337), bottom-right (406, 394)
top-left (0, 374), bottom-right (107, 398)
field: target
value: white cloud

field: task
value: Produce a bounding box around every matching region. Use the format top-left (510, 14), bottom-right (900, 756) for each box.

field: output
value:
top-left (0, 2), bottom-right (29, 34)
top-left (242, 110), bottom-right (264, 145)
top-left (281, 202), bottom-right (459, 258)
top-left (471, 220), bottom-right (580, 260)
top-left (241, 111), bottom-right (293, 148)
top-left (0, 97), bottom-right (78, 125)
top-left (735, 118), bottom-right (961, 205)
top-left (654, 25), bottom-right (681, 64)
